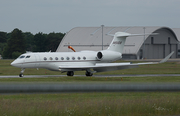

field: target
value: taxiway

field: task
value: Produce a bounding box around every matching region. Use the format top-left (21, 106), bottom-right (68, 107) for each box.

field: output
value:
top-left (0, 74), bottom-right (180, 78)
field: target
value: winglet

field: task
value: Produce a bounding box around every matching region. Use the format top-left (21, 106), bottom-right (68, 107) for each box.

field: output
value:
top-left (159, 51), bottom-right (174, 63)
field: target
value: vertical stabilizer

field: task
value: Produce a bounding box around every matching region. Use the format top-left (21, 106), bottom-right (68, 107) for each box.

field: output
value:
top-left (107, 32), bottom-right (157, 53)
top-left (107, 32), bottom-right (130, 53)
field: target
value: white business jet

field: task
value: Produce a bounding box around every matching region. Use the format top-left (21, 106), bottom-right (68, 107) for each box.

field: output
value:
top-left (11, 32), bottom-right (174, 77)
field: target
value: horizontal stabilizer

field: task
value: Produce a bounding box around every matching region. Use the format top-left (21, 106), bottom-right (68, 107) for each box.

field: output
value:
top-left (116, 32), bottom-right (158, 38)
top-left (107, 32), bottom-right (158, 37)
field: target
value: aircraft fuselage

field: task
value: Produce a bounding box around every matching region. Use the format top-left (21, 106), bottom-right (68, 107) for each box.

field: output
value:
top-left (11, 50), bottom-right (122, 71)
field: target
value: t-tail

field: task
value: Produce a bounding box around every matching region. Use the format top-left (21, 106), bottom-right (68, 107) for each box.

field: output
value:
top-left (107, 32), bottom-right (130, 53)
top-left (107, 32), bottom-right (158, 53)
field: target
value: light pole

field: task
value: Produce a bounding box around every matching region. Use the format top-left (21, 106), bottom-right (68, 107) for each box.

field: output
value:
top-left (143, 27), bottom-right (146, 59)
top-left (101, 25), bottom-right (104, 50)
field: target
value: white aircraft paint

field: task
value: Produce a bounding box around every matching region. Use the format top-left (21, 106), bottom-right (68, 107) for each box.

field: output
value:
top-left (11, 32), bottom-right (174, 77)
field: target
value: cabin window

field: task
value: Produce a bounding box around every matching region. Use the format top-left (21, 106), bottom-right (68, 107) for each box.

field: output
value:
top-left (72, 57), bottom-right (75, 60)
top-left (61, 57), bottom-right (64, 60)
top-left (83, 57), bottom-right (86, 60)
top-left (44, 57), bottom-right (47, 60)
top-left (78, 57), bottom-right (81, 60)
top-left (19, 56), bottom-right (25, 59)
top-left (26, 55), bottom-right (31, 58)
top-left (55, 57), bottom-right (58, 60)
top-left (49, 57), bottom-right (53, 60)
top-left (66, 57), bottom-right (70, 60)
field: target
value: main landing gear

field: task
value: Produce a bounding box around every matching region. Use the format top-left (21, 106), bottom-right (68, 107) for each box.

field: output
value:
top-left (67, 71), bottom-right (74, 76)
top-left (66, 71), bottom-right (93, 76)
top-left (19, 68), bottom-right (25, 77)
top-left (85, 71), bottom-right (93, 76)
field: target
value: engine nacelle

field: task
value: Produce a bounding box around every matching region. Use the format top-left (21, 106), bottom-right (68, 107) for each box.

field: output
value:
top-left (96, 50), bottom-right (122, 62)
top-left (97, 52), bottom-right (103, 60)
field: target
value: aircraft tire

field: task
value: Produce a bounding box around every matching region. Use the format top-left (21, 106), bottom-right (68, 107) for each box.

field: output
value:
top-left (67, 71), bottom-right (74, 76)
top-left (19, 74), bottom-right (24, 77)
top-left (85, 72), bottom-right (93, 76)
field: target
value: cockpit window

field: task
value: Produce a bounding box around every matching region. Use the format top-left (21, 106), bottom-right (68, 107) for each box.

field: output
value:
top-left (26, 56), bottom-right (31, 58)
top-left (19, 56), bottom-right (25, 59)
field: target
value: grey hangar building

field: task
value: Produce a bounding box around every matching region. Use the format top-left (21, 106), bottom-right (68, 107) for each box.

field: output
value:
top-left (56, 26), bottom-right (180, 59)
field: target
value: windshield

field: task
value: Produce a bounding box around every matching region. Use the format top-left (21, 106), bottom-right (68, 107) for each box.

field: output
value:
top-left (26, 55), bottom-right (31, 58)
top-left (19, 55), bottom-right (25, 59)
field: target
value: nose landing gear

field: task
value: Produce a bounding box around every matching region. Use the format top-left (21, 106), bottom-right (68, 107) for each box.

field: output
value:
top-left (19, 68), bottom-right (25, 77)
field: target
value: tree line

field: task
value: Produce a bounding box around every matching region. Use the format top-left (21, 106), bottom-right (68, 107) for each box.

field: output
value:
top-left (0, 28), bottom-right (65, 59)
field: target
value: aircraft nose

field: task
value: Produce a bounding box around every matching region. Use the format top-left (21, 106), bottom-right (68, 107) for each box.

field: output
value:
top-left (11, 60), bottom-right (22, 68)
top-left (11, 61), bottom-right (15, 66)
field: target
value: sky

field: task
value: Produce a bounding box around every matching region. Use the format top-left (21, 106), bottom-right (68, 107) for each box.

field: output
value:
top-left (0, 0), bottom-right (180, 34)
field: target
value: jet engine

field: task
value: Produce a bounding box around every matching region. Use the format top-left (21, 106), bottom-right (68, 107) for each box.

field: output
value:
top-left (97, 52), bottom-right (103, 60)
top-left (96, 50), bottom-right (122, 62)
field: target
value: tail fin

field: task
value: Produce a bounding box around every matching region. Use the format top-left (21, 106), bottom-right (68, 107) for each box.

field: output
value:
top-left (107, 32), bottom-right (158, 53)
top-left (107, 32), bottom-right (130, 53)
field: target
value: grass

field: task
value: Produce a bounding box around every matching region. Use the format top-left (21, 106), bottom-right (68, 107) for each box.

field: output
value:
top-left (1, 59), bottom-right (180, 115)
top-left (0, 92), bottom-right (180, 116)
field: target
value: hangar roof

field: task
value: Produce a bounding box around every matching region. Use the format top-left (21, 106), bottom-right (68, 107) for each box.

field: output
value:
top-left (171, 28), bottom-right (180, 42)
top-left (56, 26), bottom-right (179, 54)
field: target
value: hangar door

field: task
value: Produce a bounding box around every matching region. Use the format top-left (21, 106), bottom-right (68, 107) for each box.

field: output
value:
top-left (142, 29), bottom-right (178, 59)
top-left (144, 44), bottom-right (165, 59)
top-left (143, 44), bottom-right (177, 59)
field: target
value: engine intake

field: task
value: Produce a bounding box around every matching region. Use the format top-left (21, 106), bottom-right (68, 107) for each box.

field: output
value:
top-left (96, 50), bottom-right (122, 62)
top-left (97, 52), bottom-right (103, 60)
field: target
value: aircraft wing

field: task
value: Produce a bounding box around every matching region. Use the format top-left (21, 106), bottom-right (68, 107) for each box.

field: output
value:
top-left (59, 63), bottom-right (137, 72)
top-left (59, 51), bottom-right (174, 72)
top-left (93, 62), bottom-right (155, 72)
top-left (59, 62), bottom-right (156, 72)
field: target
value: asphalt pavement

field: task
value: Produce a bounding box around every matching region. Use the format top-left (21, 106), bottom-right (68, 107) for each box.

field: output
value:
top-left (1, 74), bottom-right (180, 78)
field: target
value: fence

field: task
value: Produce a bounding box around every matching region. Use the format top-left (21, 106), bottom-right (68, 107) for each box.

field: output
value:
top-left (0, 83), bottom-right (180, 94)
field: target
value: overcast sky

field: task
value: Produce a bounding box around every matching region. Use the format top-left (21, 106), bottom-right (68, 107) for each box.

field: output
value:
top-left (0, 0), bottom-right (180, 34)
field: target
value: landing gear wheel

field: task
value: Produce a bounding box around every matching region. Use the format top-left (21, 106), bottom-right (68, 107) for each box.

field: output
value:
top-left (67, 71), bottom-right (74, 76)
top-left (19, 68), bottom-right (25, 77)
top-left (19, 74), bottom-right (24, 77)
top-left (85, 71), bottom-right (93, 76)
